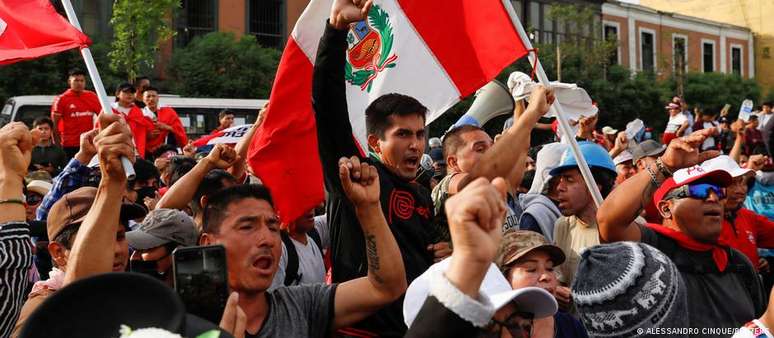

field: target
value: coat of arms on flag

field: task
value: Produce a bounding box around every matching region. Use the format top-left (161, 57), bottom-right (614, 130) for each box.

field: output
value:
top-left (345, 5), bottom-right (397, 92)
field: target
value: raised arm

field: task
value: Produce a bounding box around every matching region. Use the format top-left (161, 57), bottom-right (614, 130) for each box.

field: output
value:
top-left (729, 120), bottom-right (746, 163)
top-left (156, 144), bottom-right (238, 210)
top-left (452, 86), bottom-right (554, 193)
top-left (229, 106), bottom-right (266, 181)
top-left (597, 129), bottom-right (718, 243)
top-left (0, 122), bottom-right (38, 223)
top-left (36, 130), bottom-right (98, 221)
top-left (312, 0), bottom-right (371, 194)
top-left (333, 155), bottom-right (406, 329)
top-left (63, 114), bottom-right (134, 284)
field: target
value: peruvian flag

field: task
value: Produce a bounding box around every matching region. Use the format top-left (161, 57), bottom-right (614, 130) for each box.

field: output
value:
top-left (248, 0), bottom-right (527, 222)
top-left (0, 0), bottom-right (91, 65)
top-left (192, 125), bottom-right (252, 147)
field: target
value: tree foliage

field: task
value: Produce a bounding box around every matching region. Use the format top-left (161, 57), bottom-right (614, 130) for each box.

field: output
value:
top-left (109, 0), bottom-right (179, 82)
top-left (167, 32), bottom-right (281, 99)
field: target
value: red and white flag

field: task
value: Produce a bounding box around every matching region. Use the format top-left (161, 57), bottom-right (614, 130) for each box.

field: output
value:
top-left (0, 0), bottom-right (91, 65)
top-left (192, 125), bottom-right (252, 147)
top-left (248, 0), bottom-right (528, 222)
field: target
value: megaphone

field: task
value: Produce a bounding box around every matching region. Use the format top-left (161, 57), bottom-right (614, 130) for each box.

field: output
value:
top-left (451, 80), bottom-right (514, 129)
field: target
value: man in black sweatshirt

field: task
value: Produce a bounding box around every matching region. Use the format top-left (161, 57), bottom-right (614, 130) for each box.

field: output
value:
top-left (312, 1), bottom-right (438, 336)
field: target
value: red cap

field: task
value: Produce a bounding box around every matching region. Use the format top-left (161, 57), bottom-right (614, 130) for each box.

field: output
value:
top-left (653, 165), bottom-right (732, 205)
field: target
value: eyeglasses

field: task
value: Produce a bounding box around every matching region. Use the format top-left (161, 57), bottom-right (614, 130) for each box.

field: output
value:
top-left (486, 311), bottom-right (534, 338)
top-left (26, 193), bottom-right (43, 205)
top-left (664, 183), bottom-right (726, 201)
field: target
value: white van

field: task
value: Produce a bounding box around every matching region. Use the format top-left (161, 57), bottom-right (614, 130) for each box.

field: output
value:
top-left (0, 95), bottom-right (268, 139)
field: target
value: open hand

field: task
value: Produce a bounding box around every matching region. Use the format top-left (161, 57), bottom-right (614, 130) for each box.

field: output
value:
top-left (339, 156), bottom-right (380, 207)
top-left (330, 0), bottom-right (373, 30)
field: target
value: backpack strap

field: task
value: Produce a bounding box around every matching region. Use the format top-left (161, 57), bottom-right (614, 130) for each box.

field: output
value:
top-left (308, 228), bottom-right (324, 258)
top-left (280, 231), bottom-right (301, 286)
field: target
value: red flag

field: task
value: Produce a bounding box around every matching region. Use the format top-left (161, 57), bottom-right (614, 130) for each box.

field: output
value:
top-left (248, 0), bottom-right (526, 223)
top-left (0, 0), bottom-right (91, 65)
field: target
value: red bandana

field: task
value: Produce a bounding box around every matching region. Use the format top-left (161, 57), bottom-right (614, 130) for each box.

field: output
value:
top-left (647, 223), bottom-right (729, 272)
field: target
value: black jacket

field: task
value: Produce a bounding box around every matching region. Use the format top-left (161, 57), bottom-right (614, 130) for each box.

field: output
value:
top-left (312, 23), bottom-right (436, 337)
top-left (405, 296), bottom-right (479, 338)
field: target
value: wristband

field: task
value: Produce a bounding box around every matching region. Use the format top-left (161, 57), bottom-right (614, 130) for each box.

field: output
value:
top-left (0, 198), bottom-right (26, 206)
top-left (655, 158), bottom-right (673, 177)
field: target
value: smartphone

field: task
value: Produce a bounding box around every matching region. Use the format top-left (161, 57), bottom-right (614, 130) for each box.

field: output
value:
top-left (172, 245), bottom-right (229, 324)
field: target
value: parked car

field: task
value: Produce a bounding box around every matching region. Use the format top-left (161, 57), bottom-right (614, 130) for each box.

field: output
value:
top-left (0, 95), bottom-right (268, 140)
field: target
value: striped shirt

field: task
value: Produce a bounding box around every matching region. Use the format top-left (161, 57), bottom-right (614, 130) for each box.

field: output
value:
top-left (0, 222), bottom-right (33, 338)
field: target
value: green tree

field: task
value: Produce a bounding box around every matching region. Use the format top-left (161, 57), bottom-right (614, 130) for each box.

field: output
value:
top-left (167, 32), bottom-right (281, 99)
top-left (109, 0), bottom-right (179, 82)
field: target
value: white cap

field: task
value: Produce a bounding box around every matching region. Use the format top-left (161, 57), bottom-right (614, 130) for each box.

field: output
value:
top-left (613, 151), bottom-right (633, 166)
top-left (602, 126), bottom-right (618, 135)
top-left (402, 257), bottom-right (557, 328)
top-left (701, 155), bottom-right (752, 178)
top-left (27, 180), bottom-right (52, 196)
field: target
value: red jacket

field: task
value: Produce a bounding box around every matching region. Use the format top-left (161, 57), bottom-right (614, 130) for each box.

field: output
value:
top-left (111, 104), bottom-right (154, 159)
top-left (720, 208), bottom-right (774, 268)
top-left (51, 89), bottom-right (100, 147)
top-left (145, 106), bottom-right (188, 153)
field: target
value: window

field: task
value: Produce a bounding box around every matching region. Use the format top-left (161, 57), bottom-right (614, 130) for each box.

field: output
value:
top-left (702, 41), bottom-right (715, 72)
top-left (529, 2), bottom-right (540, 42)
top-left (731, 46), bottom-right (743, 76)
top-left (510, 0), bottom-right (524, 23)
top-left (672, 35), bottom-right (687, 73)
top-left (543, 4), bottom-right (554, 44)
top-left (604, 23), bottom-right (619, 65)
top-left (176, 0), bottom-right (216, 47)
top-left (248, 0), bottom-right (285, 49)
top-left (640, 30), bottom-right (655, 72)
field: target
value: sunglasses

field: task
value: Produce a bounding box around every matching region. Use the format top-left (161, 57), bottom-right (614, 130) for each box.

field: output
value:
top-left (664, 183), bottom-right (726, 201)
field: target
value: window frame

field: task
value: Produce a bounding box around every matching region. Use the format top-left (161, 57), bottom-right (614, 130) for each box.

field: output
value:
top-left (603, 21), bottom-right (621, 65)
top-left (639, 27), bottom-right (657, 72)
top-left (671, 33), bottom-right (688, 73)
top-left (730, 44), bottom-right (744, 77)
top-left (701, 39), bottom-right (716, 73)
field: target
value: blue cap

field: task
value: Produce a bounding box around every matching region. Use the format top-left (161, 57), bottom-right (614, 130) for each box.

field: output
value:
top-left (549, 141), bottom-right (616, 176)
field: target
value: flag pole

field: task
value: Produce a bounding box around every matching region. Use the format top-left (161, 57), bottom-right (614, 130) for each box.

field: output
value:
top-left (60, 0), bottom-right (135, 179)
top-left (500, 0), bottom-right (604, 207)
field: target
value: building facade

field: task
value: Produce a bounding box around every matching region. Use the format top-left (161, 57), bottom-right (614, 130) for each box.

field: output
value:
top-left (602, 0), bottom-right (754, 79)
top-left (637, 0), bottom-right (773, 91)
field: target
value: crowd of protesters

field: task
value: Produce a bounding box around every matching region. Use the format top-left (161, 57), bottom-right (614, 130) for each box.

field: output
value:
top-left (2, 1), bottom-right (774, 338)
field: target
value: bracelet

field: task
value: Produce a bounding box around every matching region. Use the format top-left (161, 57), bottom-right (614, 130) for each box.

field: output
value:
top-left (0, 198), bottom-right (26, 206)
top-left (655, 158), bottom-right (673, 178)
top-left (645, 164), bottom-right (660, 187)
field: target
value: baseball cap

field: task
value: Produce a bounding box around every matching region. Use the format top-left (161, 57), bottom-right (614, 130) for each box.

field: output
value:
top-left (613, 151), bottom-right (633, 166)
top-left (496, 230), bottom-right (566, 269)
top-left (601, 126), bottom-right (618, 135)
top-left (653, 165), bottom-right (733, 205)
top-left (718, 116), bottom-right (730, 124)
top-left (127, 208), bottom-right (198, 250)
top-left (665, 102), bottom-right (680, 110)
top-left (403, 257), bottom-right (557, 328)
top-left (631, 140), bottom-right (666, 165)
top-left (27, 180), bottom-right (52, 197)
top-left (47, 187), bottom-right (147, 242)
top-left (701, 155), bottom-right (752, 178)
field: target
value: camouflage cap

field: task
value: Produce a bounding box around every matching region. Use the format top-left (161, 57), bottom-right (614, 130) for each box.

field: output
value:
top-left (496, 230), bottom-right (566, 270)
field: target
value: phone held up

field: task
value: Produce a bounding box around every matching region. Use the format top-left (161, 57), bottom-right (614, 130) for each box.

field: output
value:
top-left (172, 245), bottom-right (229, 324)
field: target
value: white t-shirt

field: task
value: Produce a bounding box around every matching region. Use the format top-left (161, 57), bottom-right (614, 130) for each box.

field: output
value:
top-left (699, 121), bottom-right (720, 150)
top-left (269, 215), bottom-right (329, 290)
top-left (665, 113), bottom-right (688, 133)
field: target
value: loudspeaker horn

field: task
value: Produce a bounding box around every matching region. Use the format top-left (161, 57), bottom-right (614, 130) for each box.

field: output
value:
top-left (450, 80), bottom-right (514, 130)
